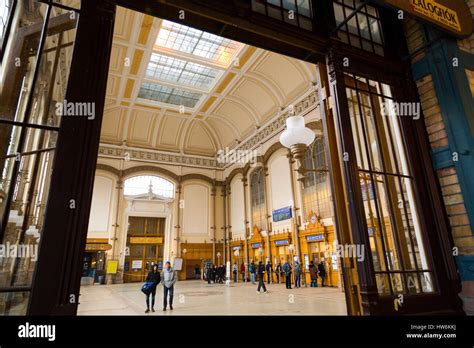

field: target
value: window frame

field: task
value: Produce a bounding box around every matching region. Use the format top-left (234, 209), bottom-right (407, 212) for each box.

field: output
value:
top-left (0, 0), bottom-right (17, 62)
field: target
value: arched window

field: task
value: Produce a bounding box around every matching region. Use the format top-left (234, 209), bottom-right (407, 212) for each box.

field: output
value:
top-left (124, 175), bottom-right (174, 198)
top-left (250, 167), bottom-right (266, 231)
top-left (302, 137), bottom-right (333, 220)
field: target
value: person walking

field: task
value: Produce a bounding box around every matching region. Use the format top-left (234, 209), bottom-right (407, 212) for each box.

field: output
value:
top-left (161, 261), bottom-right (176, 311)
top-left (309, 261), bottom-right (318, 287)
top-left (275, 263), bottom-right (282, 284)
top-left (256, 261), bottom-right (267, 294)
top-left (249, 260), bottom-right (256, 284)
top-left (294, 261), bottom-right (301, 288)
top-left (283, 260), bottom-right (292, 289)
top-left (240, 262), bottom-right (246, 282)
top-left (318, 260), bottom-right (327, 287)
top-left (265, 261), bottom-right (272, 284)
top-left (144, 264), bottom-right (160, 313)
top-left (232, 262), bottom-right (238, 283)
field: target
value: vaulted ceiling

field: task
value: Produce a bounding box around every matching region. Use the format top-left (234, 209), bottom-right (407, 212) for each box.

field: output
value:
top-left (101, 7), bottom-right (317, 157)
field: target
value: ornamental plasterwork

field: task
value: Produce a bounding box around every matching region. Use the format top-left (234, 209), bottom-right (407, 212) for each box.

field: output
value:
top-left (97, 146), bottom-right (223, 169)
top-left (98, 89), bottom-right (319, 170)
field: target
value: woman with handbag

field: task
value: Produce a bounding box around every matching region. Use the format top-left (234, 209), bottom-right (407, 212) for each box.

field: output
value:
top-left (143, 264), bottom-right (160, 313)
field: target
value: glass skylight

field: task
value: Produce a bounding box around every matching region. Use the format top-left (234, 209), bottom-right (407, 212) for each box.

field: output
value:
top-left (146, 52), bottom-right (220, 89)
top-left (156, 20), bottom-right (241, 66)
top-left (138, 82), bottom-right (202, 108)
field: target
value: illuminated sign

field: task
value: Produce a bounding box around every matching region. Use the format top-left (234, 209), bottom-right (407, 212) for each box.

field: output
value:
top-left (374, 0), bottom-right (472, 38)
top-left (251, 243), bottom-right (263, 249)
top-left (275, 240), bottom-right (289, 246)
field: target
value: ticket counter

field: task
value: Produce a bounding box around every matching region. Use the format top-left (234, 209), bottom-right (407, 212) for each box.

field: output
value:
top-left (299, 215), bottom-right (339, 287)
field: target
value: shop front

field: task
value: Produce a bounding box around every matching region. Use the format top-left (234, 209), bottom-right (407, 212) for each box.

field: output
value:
top-left (82, 238), bottom-right (112, 285)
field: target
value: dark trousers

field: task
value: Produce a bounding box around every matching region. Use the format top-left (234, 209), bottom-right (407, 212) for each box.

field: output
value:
top-left (267, 272), bottom-right (271, 284)
top-left (241, 272), bottom-right (245, 282)
top-left (295, 275), bottom-right (301, 288)
top-left (321, 275), bottom-right (326, 287)
top-left (146, 288), bottom-right (156, 309)
top-left (257, 277), bottom-right (267, 292)
top-left (285, 274), bottom-right (292, 289)
top-left (233, 272), bottom-right (237, 282)
top-left (163, 285), bottom-right (174, 308)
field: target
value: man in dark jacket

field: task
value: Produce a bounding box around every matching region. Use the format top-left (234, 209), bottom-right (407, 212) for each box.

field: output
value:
top-left (256, 261), bottom-right (267, 294)
top-left (206, 265), bottom-right (212, 284)
top-left (211, 265), bottom-right (217, 283)
top-left (318, 260), bottom-right (327, 287)
top-left (145, 264), bottom-right (160, 313)
top-left (265, 261), bottom-right (273, 284)
top-left (283, 260), bottom-right (292, 289)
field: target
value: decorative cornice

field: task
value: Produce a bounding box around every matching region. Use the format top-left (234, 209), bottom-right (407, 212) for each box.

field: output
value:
top-left (98, 145), bottom-right (223, 169)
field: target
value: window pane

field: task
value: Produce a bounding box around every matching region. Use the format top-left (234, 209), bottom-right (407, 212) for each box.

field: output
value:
top-left (0, 291), bottom-right (29, 315)
top-left (347, 74), bottom-right (433, 295)
top-left (124, 175), bottom-right (174, 198)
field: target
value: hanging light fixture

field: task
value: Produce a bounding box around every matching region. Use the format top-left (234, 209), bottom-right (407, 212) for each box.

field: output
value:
top-left (280, 115), bottom-right (316, 179)
top-left (280, 115), bottom-right (315, 159)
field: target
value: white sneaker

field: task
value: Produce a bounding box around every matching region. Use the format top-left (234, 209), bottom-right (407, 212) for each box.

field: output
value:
top-left (256, 291), bottom-right (260, 294)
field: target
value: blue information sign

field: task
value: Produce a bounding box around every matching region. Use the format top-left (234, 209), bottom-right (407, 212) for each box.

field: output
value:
top-left (251, 243), bottom-right (263, 249)
top-left (275, 240), bottom-right (289, 246)
top-left (306, 234), bottom-right (324, 242)
top-left (272, 206), bottom-right (292, 222)
top-left (157, 260), bottom-right (163, 270)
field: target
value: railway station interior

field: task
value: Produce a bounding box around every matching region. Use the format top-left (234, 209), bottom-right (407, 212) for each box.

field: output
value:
top-left (0, 0), bottom-right (473, 316)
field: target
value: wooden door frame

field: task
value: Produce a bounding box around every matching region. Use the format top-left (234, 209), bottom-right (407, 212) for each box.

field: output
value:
top-left (25, 0), bottom-right (463, 315)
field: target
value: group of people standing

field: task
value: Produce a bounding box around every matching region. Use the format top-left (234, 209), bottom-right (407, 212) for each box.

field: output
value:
top-left (206, 264), bottom-right (227, 284)
top-left (142, 261), bottom-right (176, 313)
top-left (228, 259), bottom-right (328, 291)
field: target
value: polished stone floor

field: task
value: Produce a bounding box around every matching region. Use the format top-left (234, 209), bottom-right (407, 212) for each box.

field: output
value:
top-left (78, 280), bottom-right (347, 315)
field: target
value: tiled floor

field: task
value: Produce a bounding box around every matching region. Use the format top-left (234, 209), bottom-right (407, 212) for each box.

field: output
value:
top-left (78, 280), bottom-right (347, 315)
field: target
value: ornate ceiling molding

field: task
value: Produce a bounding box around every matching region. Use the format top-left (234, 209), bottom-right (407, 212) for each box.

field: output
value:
top-left (98, 89), bottom-right (319, 171)
top-left (98, 144), bottom-right (223, 169)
